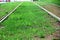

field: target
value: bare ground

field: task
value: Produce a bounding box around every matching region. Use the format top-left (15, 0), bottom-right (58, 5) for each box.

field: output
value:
top-left (43, 4), bottom-right (60, 18)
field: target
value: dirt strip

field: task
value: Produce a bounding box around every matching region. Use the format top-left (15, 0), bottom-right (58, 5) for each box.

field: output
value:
top-left (43, 4), bottom-right (60, 17)
top-left (0, 2), bottom-right (23, 23)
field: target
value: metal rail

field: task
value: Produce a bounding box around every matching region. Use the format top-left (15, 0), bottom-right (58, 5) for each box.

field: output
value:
top-left (0, 2), bottom-right (23, 23)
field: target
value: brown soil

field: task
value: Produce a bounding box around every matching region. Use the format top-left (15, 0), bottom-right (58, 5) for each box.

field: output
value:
top-left (43, 4), bottom-right (60, 17)
top-left (53, 29), bottom-right (60, 39)
top-left (0, 24), bottom-right (4, 28)
top-left (33, 29), bottom-right (60, 40)
top-left (0, 8), bottom-right (5, 12)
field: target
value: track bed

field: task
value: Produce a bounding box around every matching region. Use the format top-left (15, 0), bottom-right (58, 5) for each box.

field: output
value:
top-left (0, 2), bottom-right (59, 40)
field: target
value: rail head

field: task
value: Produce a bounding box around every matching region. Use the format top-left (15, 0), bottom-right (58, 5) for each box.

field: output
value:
top-left (0, 2), bottom-right (23, 23)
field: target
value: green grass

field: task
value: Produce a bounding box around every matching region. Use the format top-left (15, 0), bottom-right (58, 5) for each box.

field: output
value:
top-left (37, 0), bottom-right (60, 6)
top-left (0, 2), bottom-right (58, 40)
top-left (0, 2), bottom-right (21, 19)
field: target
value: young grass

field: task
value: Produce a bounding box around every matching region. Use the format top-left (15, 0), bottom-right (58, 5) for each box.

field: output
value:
top-left (0, 2), bottom-right (58, 40)
top-left (0, 2), bottom-right (21, 19)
